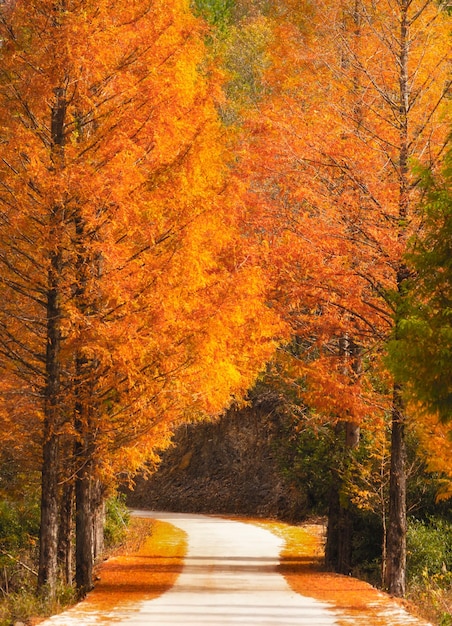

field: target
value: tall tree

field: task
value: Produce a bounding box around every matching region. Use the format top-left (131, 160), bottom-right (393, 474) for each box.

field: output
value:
top-left (389, 143), bottom-right (452, 424)
top-left (0, 0), bottom-right (280, 596)
top-left (238, 0), bottom-right (451, 595)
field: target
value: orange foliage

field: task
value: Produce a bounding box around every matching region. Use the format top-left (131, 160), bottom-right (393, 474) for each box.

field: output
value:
top-left (412, 410), bottom-right (452, 500)
top-left (237, 0), bottom-right (451, 427)
top-left (0, 0), bottom-right (281, 485)
top-left (256, 519), bottom-right (427, 626)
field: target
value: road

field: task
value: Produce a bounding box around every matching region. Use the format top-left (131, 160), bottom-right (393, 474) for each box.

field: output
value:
top-left (38, 511), bottom-right (431, 625)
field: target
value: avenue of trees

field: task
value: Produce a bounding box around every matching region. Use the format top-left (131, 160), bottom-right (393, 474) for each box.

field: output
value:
top-left (0, 0), bottom-right (451, 612)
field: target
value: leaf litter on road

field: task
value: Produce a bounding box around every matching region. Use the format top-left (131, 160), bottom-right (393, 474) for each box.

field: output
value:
top-left (254, 519), bottom-right (432, 626)
top-left (36, 512), bottom-right (432, 625)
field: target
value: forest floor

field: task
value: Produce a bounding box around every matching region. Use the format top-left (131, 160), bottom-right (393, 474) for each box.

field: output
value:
top-left (35, 511), bottom-right (432, 626)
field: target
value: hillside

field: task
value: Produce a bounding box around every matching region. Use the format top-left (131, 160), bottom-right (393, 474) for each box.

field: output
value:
top-left (127, 397), bottom-right (309, 522)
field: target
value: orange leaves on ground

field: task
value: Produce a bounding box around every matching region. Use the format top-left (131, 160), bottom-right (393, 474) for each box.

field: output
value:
top-left (255, 519), bottom-right (427, 626)
top-left (83, 518), bottom-right (186, 614)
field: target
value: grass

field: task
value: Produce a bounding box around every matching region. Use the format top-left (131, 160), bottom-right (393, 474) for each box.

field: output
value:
top-left (406, 577), bottom-right (452, 626)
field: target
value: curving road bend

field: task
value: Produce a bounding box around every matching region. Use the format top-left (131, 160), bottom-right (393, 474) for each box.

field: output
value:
top-left (38, 511), bottom-right (430, 626)
top-left (39, 511), bottom-right (339, 625)
top-left (122, 510), bottom-right (339, 625)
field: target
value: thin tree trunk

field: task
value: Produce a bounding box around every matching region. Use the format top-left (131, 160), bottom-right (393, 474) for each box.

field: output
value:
top-left (73, 209), bottom-right (99, 597)
top-left (325, 420), bottom-right (360, 574)
top-left (37, 86), bottom-right (67, 595)
top-left (38, 431), bottom-right (60, 593)
top-left (58, 479), bottom-right (74, 586)
top-left (75, 453), bottom-right (94, 596)
top-left (38, 243), bottom-right (62, 594)
top-left (384, 0), bottom-right (410, 596)
top-left (385, 384), bottom-right (407, 596)
top-left (325, 335), bottom-right (361, 574)
top-left (92, 481), bottom-right (105, 561)
top-left (325, 454), bottom-right (353, 574)
top-left (326, 398), bottom-right (359, 576)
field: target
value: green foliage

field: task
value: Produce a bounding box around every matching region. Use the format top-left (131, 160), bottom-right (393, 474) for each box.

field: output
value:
top-left (387, 141), bottom-right (452, 422)
top-left (284, 425), bottom-right (333, 513)
top-left (441, 613), bottom-right (452, 626)
top-left (191, 0), bottom-right (272, 124)
top-left (0, 584), bottom-right (77, 626)
top-left (104, 493), bottom-right (130, 549)
top-left (406, 517), bottom-right (452, 625)
top-left (350, 510), bottom-right (384, 584)
top-left (192, 0), bottom-right (234, 26)
top-left (220, 18), bottom-right (271, 117)
top-left (0, 498), bottom-right (40, 553)
top-left (0, 494), bottom-right (76, 626)
top-left (407, 517), bottom-right (452, 585)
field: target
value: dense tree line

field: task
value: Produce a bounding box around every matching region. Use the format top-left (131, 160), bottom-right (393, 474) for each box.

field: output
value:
top-left (0, 0), bottom-right (450, 609)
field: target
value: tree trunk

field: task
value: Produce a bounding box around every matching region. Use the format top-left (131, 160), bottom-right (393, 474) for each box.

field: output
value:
top-left (58, 480), bottom-right (74, 586)
top-left (325, 464), bottom-right (353, 574)
top-left (38, 247), bottom-right (63, 595)
top-left (384, 384), bottom-right (407, 596)
top-left (37, 263), bottom-right (62, 594)
top-left (38, 434), bottom-right (60, 593)
top-left (92, 481), bottom-right (105, 561)
top-left (325, 420), bottom-right (360, 574)
top-left (37, 84), bottom-right (67, 596)
top-left (73, 203), bottom-right (99, 597)
top-left (325, 335), bottom-right (361, 574)
top-left (384, 0), bottom-right (411, 597)
top-left (75, 454), bottom-right (94, 596)
top-left (384, 0), bottom-right (409, 596)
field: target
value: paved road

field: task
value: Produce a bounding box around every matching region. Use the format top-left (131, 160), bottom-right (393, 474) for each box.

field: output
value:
top-left (123, 511), bottom-right (339, 625)
top-left (40, 511), bottom-right (340, 625)
top-left (39, 511), bottom-right (431, 625)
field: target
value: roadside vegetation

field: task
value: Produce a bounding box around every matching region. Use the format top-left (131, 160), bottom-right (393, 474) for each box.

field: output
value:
top-left (1, 450), bottom-right (451, 625)
top-left (0, 483), bottom-right (129, 626)
top-left (132, 386), bottom-right (452, 625)
top-left (272, 391), bottom-right (452, 625)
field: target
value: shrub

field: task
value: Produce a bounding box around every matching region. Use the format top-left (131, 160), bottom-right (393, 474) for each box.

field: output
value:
top-left (405, 517), bottom-right (452, 626)
top-left (104, 493), bottom-right (130, 549)
top-left (0, 498), bottom-right (40, 553)
top-left (407, 517), bottom-right (452, 585)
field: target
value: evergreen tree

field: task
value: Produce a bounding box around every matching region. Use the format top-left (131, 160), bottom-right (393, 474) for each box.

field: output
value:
top-left (390, 141), bottom-right (452, 423)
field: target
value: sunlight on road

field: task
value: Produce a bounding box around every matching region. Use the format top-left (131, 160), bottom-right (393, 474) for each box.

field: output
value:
top-left (38, 512), bottom-right (432, 626)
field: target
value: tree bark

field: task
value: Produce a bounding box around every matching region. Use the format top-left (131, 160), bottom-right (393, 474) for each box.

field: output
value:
top-left (385, 384), bottom-right (407, 596)
top-left (92, 481), bottom-right (105, 561)
top-left (384, 0), bottom-right (410, 596)
top-left (325, 335), bottom-right (361, 574)
top-left (58, 479), bottom-right (74, 586)
top-left (38, 241), bottom-right (63, 594)
top-left (37, 86), bottom-right (66, 595)
top-left (325, 420), bottom-right (360, 574)
top-left (38, 429), bottom-right (60, 593)
top-left (73, 209), bottom-right (99, 597)
top-left (75, 454), bottom-right (94, 596)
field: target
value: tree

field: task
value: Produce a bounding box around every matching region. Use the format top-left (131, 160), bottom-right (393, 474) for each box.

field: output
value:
top-left (389, 145), bottom-right (452, 423)
top-left (237, 0), bottom-right (451, 595)
top-left (0, 0), bottom-right (280, 596)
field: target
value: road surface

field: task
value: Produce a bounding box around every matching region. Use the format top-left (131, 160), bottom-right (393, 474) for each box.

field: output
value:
top-left (38, 511), bottom-right (431, 625)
